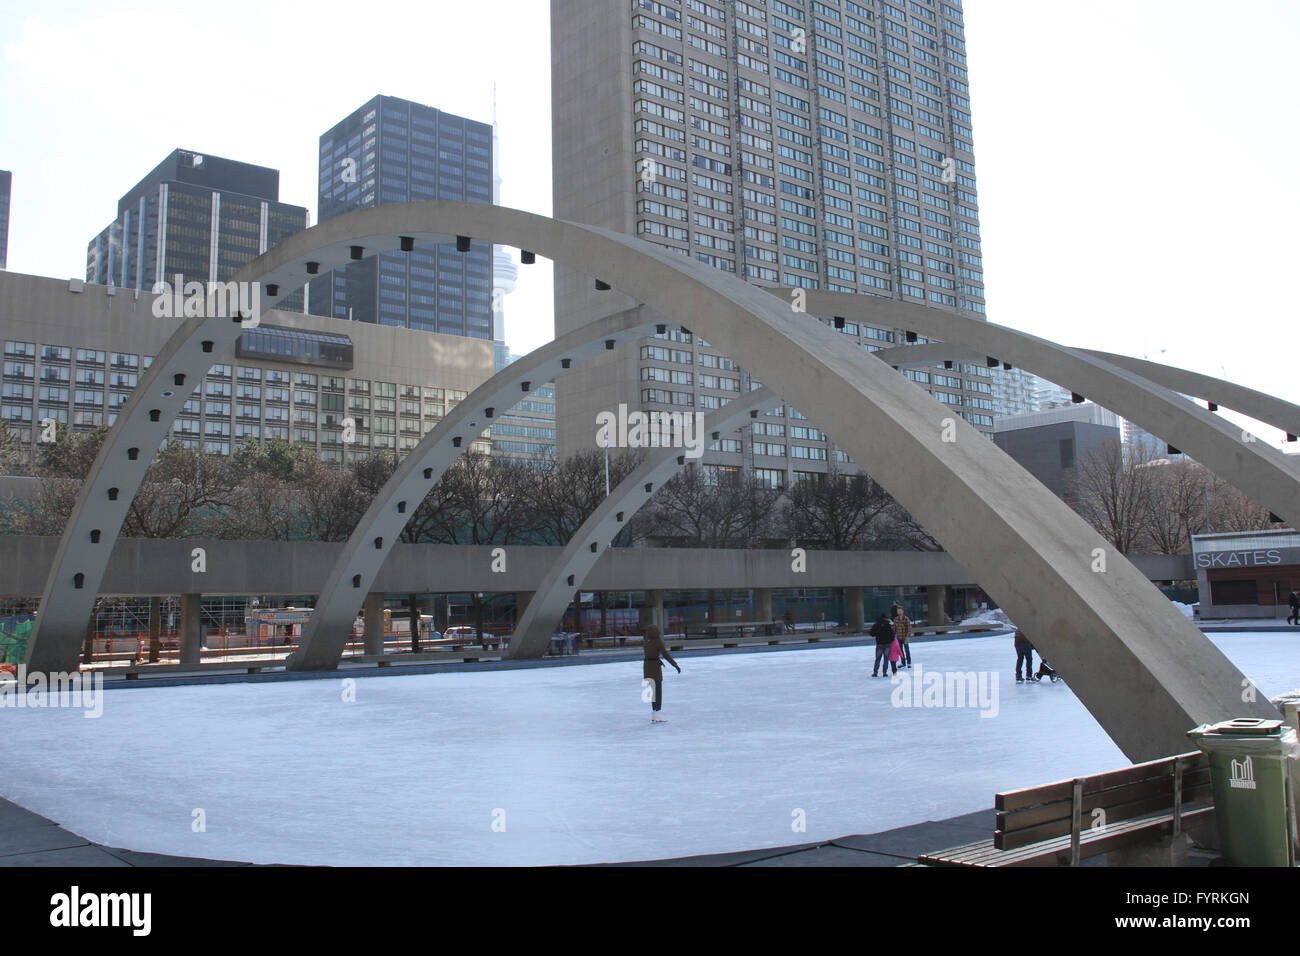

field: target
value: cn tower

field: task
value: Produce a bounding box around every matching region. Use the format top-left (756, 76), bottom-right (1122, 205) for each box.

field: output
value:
top-left (492, 87), bottom-right (518, 370)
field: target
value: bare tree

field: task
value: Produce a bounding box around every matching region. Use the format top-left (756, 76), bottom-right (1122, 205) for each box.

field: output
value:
top-left (123, 441), bottom-right (231, 539)
top-left (525, 448), bottom-right (642, 545)
top-left (1067, 438), bottom-right (1155, 553)
top-left (1141, 458), bottom-right (1209, 554)
top-left (875, 499), bottom-right (944, 551)
top-left (1207, 472), bottom-right (1277, 533)
top-left (781, 467), bottom-right (894, 550)
top-left (646, 466), bottom-right (781, 547)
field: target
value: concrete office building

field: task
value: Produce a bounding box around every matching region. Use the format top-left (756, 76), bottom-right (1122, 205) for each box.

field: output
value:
top-left (309, 95), bottom-right (494, 338)
top-left (0, 271), bottom-right (494, 463)
top-left (86, 150), bottom-right (310, 312)
top-left (992, 403), bottom-right (1121, 498)
top-left (0, 170), bottom-right (11, 270)
top-left (491, 380), bottom-right (557, 463)
top-left (552, 0), bottom-right (1000, 484)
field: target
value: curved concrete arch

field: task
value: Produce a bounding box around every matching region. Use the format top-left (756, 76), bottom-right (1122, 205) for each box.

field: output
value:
top-left (30, 200), bottom-right (1278, 761)
top-left (789, 289), bottom-right (1300, 528)
top-left (872, 342), bottom-right (983, 369)
top-left (504, 388), bottom-right (777, 660)
top-left (874, 341), bottom-right (1300, 441)
top-left (285, 308), bottom-right (662, 670)
top-left (1080, 350), bottom-right (1300, 439)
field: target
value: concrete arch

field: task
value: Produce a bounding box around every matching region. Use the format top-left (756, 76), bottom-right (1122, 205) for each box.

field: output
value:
top-left (284, 308), bottom-right (662, 670)
top-left (872, 341), bottom-right (1300, 443)
top-left (28, 200), bottom-right (1279, 761)
top-left (1080, 350), bottom-right (1300, 440)
top-left (504, 388), bottom-right (776, 660)
top-left (789, 289), bottom-right (1300, 528)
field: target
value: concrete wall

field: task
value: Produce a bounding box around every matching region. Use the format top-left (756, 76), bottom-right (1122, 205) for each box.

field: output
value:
top-left (0, 535), bottom-right (1191, 598)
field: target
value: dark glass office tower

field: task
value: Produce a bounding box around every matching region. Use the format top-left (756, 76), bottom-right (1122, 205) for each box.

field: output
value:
top-left (0, 170), bottom-right (11, 269)
top-left (309, 95), bottom-right (494, 338)
top-left (86, 150), bottom-right (310, 310)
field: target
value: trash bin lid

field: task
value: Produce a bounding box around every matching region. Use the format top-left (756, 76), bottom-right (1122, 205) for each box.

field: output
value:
top-left (1201, 718), bottom-right (1285, 736)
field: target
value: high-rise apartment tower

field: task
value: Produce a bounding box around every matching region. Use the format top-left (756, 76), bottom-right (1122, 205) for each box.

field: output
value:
top-left (553, 0), bottom-right (997, 484)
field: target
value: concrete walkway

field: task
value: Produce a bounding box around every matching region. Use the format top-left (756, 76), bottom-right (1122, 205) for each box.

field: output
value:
top-left (0, 792), bottom-right (1000, 867)
top-left (0, 797), bottom-right (252, 867)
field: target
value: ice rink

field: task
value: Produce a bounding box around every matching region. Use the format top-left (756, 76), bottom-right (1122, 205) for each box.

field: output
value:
top-left (2, 632), bottom-right (1296, 866)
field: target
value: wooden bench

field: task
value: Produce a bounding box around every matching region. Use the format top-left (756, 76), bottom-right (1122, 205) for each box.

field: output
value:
top-left (918, 751), bottom-right (1214, 867)
top-left (116, 659), bottom-right (278, 679)
top-left (686, 621), bottom-right (784, 643)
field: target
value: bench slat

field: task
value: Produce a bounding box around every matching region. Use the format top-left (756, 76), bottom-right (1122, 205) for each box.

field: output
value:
top-left (995, 751), bottom-right (1206, 811)
top-left (997, 793), bottom-right (1214, 850)
top-left (997, 768), bottom-right (1213, 837)
top-left (922, 806), bottom-right (1214, 867)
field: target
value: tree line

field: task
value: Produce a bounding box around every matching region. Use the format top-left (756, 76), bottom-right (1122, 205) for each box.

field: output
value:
top-left (1066, 437), bottom-right (1279, 554)
top-left (0, 423), bottom-right (937, 551)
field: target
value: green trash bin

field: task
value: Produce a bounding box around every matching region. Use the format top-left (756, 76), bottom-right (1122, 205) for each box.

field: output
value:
top-left (1187, 718), bottom-right (1299, 867)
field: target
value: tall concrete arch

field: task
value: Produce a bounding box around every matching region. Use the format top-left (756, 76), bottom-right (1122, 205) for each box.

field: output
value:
top-left (503, 388), bottom-right (776, 660)
top-left (284, 308), bottom-right (662, 670)
top-left (870, 342), bottom-right (1300, 443)
top-left (789, 289), bottom-right (1300, 527)
top-left (1080, 350), bottom-right (1300, 439)
top-left (27, 200), bottom-right (1279, 761)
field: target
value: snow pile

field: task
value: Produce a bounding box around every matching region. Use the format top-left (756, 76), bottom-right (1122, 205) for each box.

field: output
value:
top-left (1172, 602), bottom-right (1197, 620)
top-left (958, 608), bottom-right (1015, 629)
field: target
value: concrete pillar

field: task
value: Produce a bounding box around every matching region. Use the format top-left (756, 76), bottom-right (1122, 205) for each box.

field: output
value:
top-left (514, 592), bottom-right (533, 622)
top-left (179, 593), bottom-right (203, 665)
top-left (82, 610), bottom-right (97, 666)
top-left (753, 588), bottom-right (773, 622)
top-left (927, 585), bottom-right (948, 626)
top-left (639, 589), bottom-right (664, 632)
top-left (847, 587), bottom-right (864, 633)
top-left (364, 593), bottom-right (385, 656)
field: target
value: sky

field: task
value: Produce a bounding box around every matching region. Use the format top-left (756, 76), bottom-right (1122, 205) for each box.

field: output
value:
top-left (1, 0), bottom-right (1297, 441)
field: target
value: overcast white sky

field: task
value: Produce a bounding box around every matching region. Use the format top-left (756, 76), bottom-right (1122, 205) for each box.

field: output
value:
top-left (2, 0), bottom-right (1297, 441)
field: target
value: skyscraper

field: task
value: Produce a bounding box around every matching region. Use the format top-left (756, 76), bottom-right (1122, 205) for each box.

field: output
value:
top-left (552, 0), bottom-right (997, 481)
top-left (86, 150), bottom-right (310, 310)
top-left (0, 170), bottom-right (11, 269)
top-left (309, 95), bottom-right (494, 339)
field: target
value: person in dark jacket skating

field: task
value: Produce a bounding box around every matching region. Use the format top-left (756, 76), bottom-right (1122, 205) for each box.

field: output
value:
top-left (1014, 629), bottom-right (1035, 683)
top-left (1288, 591), bottom-right (1299, 626)
top-left (870, 613), bottom-right (896, 677)
top-left (642, 624), bottom-right (680, 722)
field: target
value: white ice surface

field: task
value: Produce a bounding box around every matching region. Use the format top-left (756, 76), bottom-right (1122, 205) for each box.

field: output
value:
top-left (1, 633), bottom-right (1296, 866)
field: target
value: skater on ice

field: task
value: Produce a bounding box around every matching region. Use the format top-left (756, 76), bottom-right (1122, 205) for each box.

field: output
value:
top-left (870, 612), bottom-right (896, 677)
top-left (1288, 590), bottom-right (1299, 626)
top-left (1014, 628), bottom-right (1035, 683)
top-left (891, 603), bottom-right (913, 668)
top-left (642, 624), bottom-right (680, 722)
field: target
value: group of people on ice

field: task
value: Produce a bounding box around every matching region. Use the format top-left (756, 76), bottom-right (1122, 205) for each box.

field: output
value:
top-left (869, 603), bottom-right (913, 677)
top-left (639, 601), bottom-right (1071, 720)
